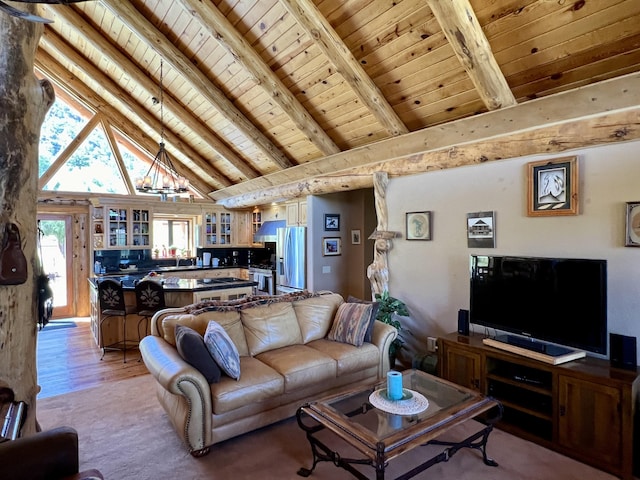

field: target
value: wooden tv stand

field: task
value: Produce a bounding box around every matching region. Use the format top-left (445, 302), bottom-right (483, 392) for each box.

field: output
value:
top-left (438, 332), bottom-right (640, 480)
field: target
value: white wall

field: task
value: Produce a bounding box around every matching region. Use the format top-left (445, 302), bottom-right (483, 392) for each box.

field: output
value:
top-left (386, 140), bottom-right (640, 360)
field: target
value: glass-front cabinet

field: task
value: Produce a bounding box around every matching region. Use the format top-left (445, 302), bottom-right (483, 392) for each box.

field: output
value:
top-left (92, 205), bottom-right (152, 249)
top-left (203, 210), bottom-right (232, 246)
top-left (131, 208), bottom-right (151, 247)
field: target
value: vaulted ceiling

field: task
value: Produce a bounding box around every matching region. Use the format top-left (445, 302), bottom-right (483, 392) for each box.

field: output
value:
top-left (29, 0), bottom-right (640, 208)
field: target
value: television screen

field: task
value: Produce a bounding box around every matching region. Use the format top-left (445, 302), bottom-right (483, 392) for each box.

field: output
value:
top-left (470, 255), bottom-right (607, 355)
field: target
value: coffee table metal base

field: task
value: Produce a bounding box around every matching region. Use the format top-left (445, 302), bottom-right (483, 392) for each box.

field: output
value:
top-left (296, 407), bottom-right (499, 480)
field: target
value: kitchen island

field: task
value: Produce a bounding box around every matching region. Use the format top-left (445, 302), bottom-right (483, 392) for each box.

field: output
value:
top-left (88, 267), bottom-right (256, 350)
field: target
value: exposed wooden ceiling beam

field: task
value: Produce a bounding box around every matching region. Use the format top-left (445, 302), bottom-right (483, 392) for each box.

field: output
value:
top-left (219, 107), bottom-right (640, 208)
top-left (426, 0), bottom-right (517, 110)
top-left (40, 5), bottom-right (258, 183)
top-left (214, 72), bottom-right (640, 207)
top-left (35, 50), bottom-right (215, 196)
top-left (37, 29), bottom-right (231, 192)
top-left (37, 31), bottom-right (228, 191)
top-left (279, 0), bottom-right (409, 137)
top-left (99, 0), bottom-right (294, 171)
top-left (175, 0), bottom-right (340, 158)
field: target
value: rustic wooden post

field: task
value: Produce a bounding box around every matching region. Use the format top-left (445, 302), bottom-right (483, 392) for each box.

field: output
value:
top-left (0, 6), bottom-right (54, 435)
top-left (366, 172), bottom-right (397, 299)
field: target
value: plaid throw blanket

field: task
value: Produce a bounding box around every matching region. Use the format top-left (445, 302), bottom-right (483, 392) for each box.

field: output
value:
top-left (185, 290), bottom-right (319, 315)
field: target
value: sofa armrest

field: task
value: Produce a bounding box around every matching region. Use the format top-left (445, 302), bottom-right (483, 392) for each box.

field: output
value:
top-left (371, 320), bottom-right (398, 378)
top-left (0, 426), bottom-right (79, 480)
top-left (139, 336), bottom-right (213, 451)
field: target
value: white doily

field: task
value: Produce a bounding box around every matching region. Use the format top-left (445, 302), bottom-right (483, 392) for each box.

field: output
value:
top-left (368, 388), bottom-right (429, 415)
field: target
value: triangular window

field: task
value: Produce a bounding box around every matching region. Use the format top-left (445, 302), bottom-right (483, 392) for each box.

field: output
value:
top-left (43, 125), bottom-right (129, 194)
top-left (39, 97), bottom-right (88, 177)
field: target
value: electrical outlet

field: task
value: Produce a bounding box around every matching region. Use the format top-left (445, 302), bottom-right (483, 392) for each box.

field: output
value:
top-left (427, 337), bottom-right (438, 353)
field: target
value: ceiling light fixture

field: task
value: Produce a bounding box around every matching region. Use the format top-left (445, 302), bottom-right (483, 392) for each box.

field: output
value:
top-left (135, 60), bottom-right (189, 200)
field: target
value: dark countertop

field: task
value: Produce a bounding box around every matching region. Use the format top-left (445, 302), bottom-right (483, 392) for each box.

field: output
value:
top-left (89, 273), bottom-right (256, 292)
top-left (96, 264), bottom-right (249, 276)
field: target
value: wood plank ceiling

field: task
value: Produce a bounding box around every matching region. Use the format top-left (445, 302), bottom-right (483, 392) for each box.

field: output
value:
top-left (32, 0), bottom-right (640, 207)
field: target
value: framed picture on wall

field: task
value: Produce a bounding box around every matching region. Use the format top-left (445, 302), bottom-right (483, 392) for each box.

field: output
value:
top-left (406, 211), bottom-right (432, 240)
top-left (351, 230), bottom-right (361, 244)
top-left (322, 237), bottom-right (341, 256)
top-left (625, 201), bottom-right (640, 247)
top-left (324, 214), bottom-right (340, 231)
top-left (527, 156), bottom-right (579, 216)
top-left (467, 211), bottom-right (496, 248)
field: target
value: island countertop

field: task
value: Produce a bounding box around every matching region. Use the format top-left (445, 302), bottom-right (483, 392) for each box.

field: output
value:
top-left (89, 274), bottom-right (257, 292)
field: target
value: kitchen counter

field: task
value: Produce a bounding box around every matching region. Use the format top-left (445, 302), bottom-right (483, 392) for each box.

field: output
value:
top-left (88, 269), bottom-right (256, 350)
top-left (89, 274), bottom-right (256, 293)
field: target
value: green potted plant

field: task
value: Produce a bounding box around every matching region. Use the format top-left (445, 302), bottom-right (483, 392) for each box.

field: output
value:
top-left (374, 290), bottom-right (410, 366)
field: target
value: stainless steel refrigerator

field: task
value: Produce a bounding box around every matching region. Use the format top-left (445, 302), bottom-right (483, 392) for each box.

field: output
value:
top-left (276, 226), bottom-right (306, 293)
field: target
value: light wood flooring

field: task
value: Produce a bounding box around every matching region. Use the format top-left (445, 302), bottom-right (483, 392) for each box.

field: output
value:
top-left (36, 318), bottom-right (148, 399)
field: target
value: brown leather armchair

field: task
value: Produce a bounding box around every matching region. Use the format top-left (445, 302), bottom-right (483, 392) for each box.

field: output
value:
top-left (0, 426), bottom-right (103, 480)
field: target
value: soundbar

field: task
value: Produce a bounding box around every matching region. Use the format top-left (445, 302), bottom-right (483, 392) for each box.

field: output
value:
top-left (483, 335), bottom-right (586, 365)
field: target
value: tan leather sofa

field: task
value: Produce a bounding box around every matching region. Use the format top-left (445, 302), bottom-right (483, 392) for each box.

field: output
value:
top-left (140, 292), bottom-right (397, 457)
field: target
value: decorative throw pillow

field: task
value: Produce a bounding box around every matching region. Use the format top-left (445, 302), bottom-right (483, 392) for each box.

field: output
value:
top-left (347, 295), bottom-right (380, 343)
top-left (174, 325), bottom-right (221, 384)
top-left (327, 302), bottom-right (374, 347)
top-left (204, 321), bottom-right (241, 380)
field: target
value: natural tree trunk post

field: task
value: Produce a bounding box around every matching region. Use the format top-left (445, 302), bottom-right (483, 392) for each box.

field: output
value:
top-left (367, 172), bottom-right (395, 299)
top-left (0, 6), bottom-right (54, 435)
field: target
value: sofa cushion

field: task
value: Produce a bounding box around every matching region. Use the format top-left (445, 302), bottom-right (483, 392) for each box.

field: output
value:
top-left (162, 311), bottom-right (249, 356)
top-left (293, 293), bottom-right (344, 343)
top-left (210, 357), bottom-right (284, 414)
top-left (241, 302), bottom-right (303, 356)
top-left (256, 345), bottom-right (336, 393)
top-left (174, 325), bottom-right (221, 384)
top-left (308, 338), bottom-right (379, 376)
top-left (346, 295), bottom-right (380, 343)
top-left (204, 321), bottom-right (241, 380)
top-left (161, 314), bottom-right (201, 345)
top-left (327, 302), bottom-right (374, 347)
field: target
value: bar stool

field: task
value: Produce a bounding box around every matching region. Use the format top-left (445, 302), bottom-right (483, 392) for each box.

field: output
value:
top-left (97, 279), bottom-right (134, 363)
top-left (134, 280), bottom-right (166, 341)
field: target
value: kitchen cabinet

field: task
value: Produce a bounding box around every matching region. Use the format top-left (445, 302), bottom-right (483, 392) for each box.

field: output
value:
top-left (438, 332), bottom-right (639, 480)
top-left (285, 199), bottom-right (306, 226)
top-left (91, 205), bottom-right (151, 249)
top-left (233, 211), bottom-right (252, 246)
top-left (252, 209), bottom-right (262, 237)
top-left (203, 210), bottom-right (232, 246)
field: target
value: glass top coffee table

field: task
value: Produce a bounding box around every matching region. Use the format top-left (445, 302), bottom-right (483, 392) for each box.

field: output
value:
top-left (296, 369), bottom-right (502, 480)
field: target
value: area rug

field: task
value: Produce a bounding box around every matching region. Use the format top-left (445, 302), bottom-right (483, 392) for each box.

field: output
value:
top-left (37, 375), bottom-right (617, 480)
top-left (39, 320), bottom-right (77, 331)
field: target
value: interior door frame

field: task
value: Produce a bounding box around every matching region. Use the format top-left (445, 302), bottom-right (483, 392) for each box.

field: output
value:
top-left (37, 213), bottom-right (74, 318)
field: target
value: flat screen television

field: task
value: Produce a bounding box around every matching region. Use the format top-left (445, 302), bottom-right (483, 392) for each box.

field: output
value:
top-left (470, 255), bottom-right (607, 355)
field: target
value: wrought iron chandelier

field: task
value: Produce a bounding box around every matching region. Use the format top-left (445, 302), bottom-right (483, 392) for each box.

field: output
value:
top-left (135, 60), bottom-right (189, 199)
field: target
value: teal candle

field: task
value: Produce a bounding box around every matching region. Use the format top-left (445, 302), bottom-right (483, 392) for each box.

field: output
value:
top-left (386, 370), bottom-right (403, 400)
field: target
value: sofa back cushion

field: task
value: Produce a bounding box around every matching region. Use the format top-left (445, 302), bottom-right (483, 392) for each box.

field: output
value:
top-left (241, 302), bottom-right (303, 356)
top-left (161, 310), bottom-right (250, 356)
top-left (293, 293), bottom-right (344, 343)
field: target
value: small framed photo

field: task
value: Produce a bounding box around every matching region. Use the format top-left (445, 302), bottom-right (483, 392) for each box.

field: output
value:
top-left (625, 202), bottom-right (640, 247)
top-left (323, 237), bottom-right (341, 256)
top-left (527, 156), bottom-right (579, 216)
top-left (351, 230), bottom-right (361, 244)
top-left (467, 211), bottom-right (496, 248)
top-left (324, 214), bottom-right (340, 231)
top-left (406, 211), bottom-right (432, 240)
